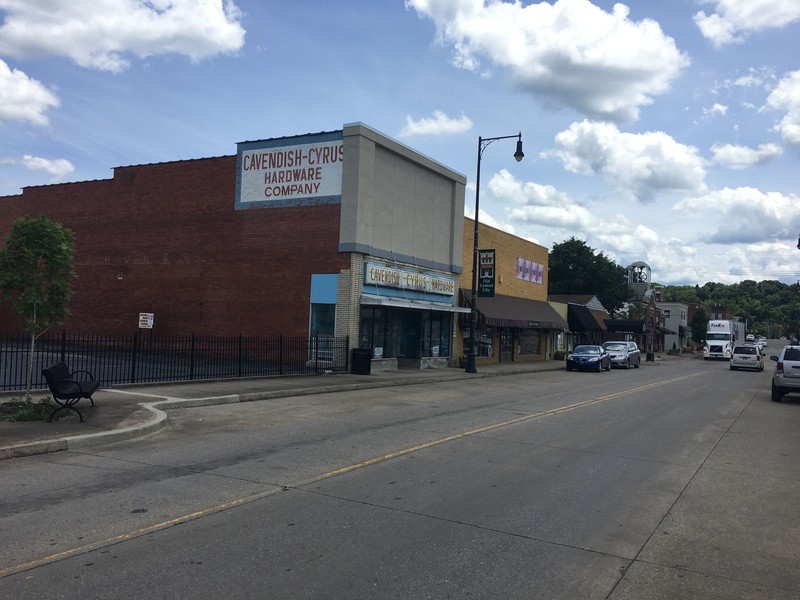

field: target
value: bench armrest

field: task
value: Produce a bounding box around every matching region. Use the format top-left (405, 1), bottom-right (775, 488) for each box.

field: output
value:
top-left (69, 369), bottom-right (95, 381)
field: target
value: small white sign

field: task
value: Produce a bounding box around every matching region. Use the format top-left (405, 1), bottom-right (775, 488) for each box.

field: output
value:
top-left (139, 313), bottom-right (154, 329)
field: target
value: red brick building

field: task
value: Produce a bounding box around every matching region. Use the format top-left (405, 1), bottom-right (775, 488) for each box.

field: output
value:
top-left (0, 155), bottom-right (348, 336)
top-left (0, 124), bottom-right (468, 370)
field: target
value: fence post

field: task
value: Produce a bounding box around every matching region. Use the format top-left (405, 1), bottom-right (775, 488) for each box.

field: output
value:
top-left (238, 335), bottom-right (243, 378)
top-left (130, 330), bottom-right (139, 383)
top-left (60, 330), bottom-right (67, 363)
top-left (189, 333), bottom-right (196, 380)
top-left (279, 335), bottom-right (284, 376)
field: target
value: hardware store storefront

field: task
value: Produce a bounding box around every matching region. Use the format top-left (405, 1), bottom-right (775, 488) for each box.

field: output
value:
top-left (358, 260), bottom-right (469, 370)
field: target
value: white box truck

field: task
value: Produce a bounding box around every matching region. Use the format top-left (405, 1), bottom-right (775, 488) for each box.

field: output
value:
top-left (704, 319), bottom-right (743, 360)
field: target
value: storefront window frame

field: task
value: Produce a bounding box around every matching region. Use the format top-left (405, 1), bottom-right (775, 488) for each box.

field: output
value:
top-left (360, 306), bottom-right (451, 359)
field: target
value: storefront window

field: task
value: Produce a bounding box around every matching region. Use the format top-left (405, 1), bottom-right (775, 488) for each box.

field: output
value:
top-left (310, 303), bottom-right (335, 336)
top-left (360, 307), bottom-right (451, 359)
top-left (422, 312), bottom-right (450, 358)
top-left (463, 325), bottom-right (494, 357)
top-left (518, 328), bottom-right (541, 356)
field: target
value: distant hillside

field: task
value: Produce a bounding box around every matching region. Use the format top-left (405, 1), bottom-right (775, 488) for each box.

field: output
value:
top-left (661, 280), bottom-right (800, 337)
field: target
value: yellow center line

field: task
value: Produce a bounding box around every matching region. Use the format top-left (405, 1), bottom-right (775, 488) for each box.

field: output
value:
top-left (0, 370), bottom-right (705, 578)
top-left (319, 371), bottom-right (705, 479)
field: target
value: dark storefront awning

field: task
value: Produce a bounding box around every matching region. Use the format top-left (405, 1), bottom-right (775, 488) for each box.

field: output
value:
top-left (460, 290), bottom-right (567, 329)
top-left (604, 319), bottom-right (647, 334)
top-left (567, 304), bottom-right (603, 332)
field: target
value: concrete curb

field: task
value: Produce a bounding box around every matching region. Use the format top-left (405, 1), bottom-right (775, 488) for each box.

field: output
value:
top-left (0, 362), bottom-right (570, 460)
top-left (0, 405), bottom-right (168, 460)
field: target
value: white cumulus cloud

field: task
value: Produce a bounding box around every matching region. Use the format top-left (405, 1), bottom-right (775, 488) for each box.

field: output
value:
top-left (0, 0), bottom-right (246, 72)
top-left (767, 70), bottom-right (800, 145)
top-left (0, 59), bottom-right (59, 125)
top-left (674, 187), bottom-right (800, 244)
top-left (399, 111), bottom-right (473, 137)
top-left (543, 120), bottom-right (707, 202)
top-left (710, 142), bottom-right (783, 169)
top-left (702, 103), bottom-right (728, 119)
top-left (488, 169), bottom-right (660, 257)
top-left (0, 155), bottom-right (75, 182)
top-left (20, 155), bottom-right (75, 178)
top-left (694, 0), bottom-right (800, 46)
top-left (406, 0), bottom-right (688, 123)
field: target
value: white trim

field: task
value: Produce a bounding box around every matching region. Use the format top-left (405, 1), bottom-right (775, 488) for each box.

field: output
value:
top-left (360, 293), bottom-right (470, 313)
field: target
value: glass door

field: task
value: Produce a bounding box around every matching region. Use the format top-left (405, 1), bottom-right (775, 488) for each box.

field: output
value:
top-left (499, 328), bottom-right (514, 362)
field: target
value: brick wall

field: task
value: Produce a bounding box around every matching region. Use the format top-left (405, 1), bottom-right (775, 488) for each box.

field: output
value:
top-left (0, 156), bottom-right (351, 336)
top-left (462, 217), bottom-right (549, 300)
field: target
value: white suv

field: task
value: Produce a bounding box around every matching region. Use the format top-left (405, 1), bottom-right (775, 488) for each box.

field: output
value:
top-left (730, 344), bottom-right (763, 371)
top-left (770, 345), bottom-right (800, 402)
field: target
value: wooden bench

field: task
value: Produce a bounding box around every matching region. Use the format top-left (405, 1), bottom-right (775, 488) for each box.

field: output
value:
top-left (42, 362), bottom-right (100, 422)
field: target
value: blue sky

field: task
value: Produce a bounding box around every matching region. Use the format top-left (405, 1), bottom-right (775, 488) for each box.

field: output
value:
top-left (2, 0), bottom-right (800, 286)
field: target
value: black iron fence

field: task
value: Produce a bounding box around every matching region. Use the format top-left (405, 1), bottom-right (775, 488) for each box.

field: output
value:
top-left (0, 331), bottom-right (351, 392)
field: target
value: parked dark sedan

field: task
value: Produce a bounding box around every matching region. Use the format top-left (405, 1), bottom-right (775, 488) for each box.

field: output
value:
top-left (566, 345), bottom-right (611, 372)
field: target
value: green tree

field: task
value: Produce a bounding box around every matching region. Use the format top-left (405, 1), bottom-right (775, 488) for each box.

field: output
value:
top-left (549, 237), bottom-right (630, 312)
top-left (0, 216), bottom-right (76, 397)
top-left (690, 307), bottom-right (707, 345)
top-left (663, 285), bottom-right (698, 303)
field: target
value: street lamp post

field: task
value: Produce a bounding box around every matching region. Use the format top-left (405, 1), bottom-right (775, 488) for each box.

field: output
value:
top-left (465, 132), bottom-right (524, 373)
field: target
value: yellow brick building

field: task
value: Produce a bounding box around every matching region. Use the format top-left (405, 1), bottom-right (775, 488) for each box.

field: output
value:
top-left (458, 218), bottom-right (567, 365)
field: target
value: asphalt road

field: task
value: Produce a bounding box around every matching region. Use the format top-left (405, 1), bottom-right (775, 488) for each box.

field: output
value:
top-left (1, 354), bottom-right (798, 599)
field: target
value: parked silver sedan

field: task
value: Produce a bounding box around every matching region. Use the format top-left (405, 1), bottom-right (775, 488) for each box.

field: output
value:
top-left (602, 341), bottom-right (641, 369)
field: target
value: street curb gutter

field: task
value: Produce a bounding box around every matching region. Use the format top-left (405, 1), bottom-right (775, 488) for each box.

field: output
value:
top-left (0, 366), bottom-right (566, 461)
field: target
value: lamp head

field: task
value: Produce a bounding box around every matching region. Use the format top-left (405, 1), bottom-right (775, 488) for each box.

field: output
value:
top-left (514, 135), bottom-right (524, 162)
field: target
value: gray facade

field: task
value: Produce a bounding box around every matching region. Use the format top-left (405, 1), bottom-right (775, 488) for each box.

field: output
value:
top-left (338, 122), bottom-right (466, 273)
top-left (657, 302), bottom-right (689, 351)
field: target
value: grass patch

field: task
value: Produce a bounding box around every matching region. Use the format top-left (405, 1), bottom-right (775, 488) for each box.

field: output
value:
top-left (0, 397), bottom-right (57, 422)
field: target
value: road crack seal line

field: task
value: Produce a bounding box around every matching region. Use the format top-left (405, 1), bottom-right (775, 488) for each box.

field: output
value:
top-left (0, 487), bottom-right (286, 578)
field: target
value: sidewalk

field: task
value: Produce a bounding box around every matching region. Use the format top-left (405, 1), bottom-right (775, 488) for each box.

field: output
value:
top-left (0, 355), bottom-right (681, 460)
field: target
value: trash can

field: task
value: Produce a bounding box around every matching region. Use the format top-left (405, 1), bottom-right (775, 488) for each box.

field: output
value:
top-left (646, 352), bottom-right (655, 362)
top-left (351, 348), bottom-right (372, 375)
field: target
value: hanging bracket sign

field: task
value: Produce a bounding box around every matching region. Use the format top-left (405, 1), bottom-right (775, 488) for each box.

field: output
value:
top-left (478, 249), bottom-right (496, 297)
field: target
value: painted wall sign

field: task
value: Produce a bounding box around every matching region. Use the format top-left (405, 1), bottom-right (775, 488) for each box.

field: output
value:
top-left (364, 261), bottom-right (456, 297)
top-left (516, 257), bottom-right (544, 284)
top-left (235, 132), bottom-right (344, 209)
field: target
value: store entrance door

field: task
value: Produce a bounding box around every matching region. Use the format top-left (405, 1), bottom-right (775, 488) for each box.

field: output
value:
top-left (499, 328), bottom-right (514, 363)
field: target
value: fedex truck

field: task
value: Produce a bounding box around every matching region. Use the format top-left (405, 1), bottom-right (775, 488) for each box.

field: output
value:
top-left (704, 319), bottom-right (743, 360)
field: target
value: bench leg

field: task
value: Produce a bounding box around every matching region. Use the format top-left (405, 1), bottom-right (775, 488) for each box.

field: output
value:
top-left (48, 403), bottom-right (85, 423)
